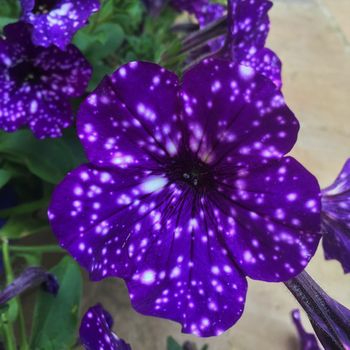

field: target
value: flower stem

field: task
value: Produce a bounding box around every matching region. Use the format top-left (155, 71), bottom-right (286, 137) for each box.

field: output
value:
top-left (1, 313), bottom-right (16, 350)
top-left (10, 244), bottom-right (64, 254)
top-left (2, 240), bottom-right (30, 350)
top-left (18, 300), bottom-right (29, 350)
top-left (285, 271), bottom-right (346, 350)
top-left (0, 198), bottom-right (49, 218)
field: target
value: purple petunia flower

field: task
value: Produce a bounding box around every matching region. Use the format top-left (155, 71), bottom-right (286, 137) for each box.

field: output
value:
top-left (321, 159), bottom-right (350, 274)
top-left (0, 22), bottom-right (92, 139)
top-left (19, 0), bottom-right (100, 50)
top-left (291, 310), bottom-right (321, 350)
top-left (220, 0), bottom-right (282, 88)
top-left (80, 304), bottom-right (131, 350)
top-left (49, 59), bottom-right (321, 336)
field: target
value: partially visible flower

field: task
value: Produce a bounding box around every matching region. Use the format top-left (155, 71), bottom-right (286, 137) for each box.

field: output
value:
top-left (0, 22), bottom-right (92, 139)
top-left (285, 271), bottom-right (350, 350)
top-left (80, 304), bottom-right (131, 350)
top-left (0, 267), bottom-right (59, 305)
top-left (321, 159), bottom-right (350, 273)
top-left (179, 0), bottom-right (282, 88)
top-left (291, 309), bottom-right (321, 350)
top-left (19, 0), bottom-right (100, 50)
top-left (220, 0), bottom-right (282, 88)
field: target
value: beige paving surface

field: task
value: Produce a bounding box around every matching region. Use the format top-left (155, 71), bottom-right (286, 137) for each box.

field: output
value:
top-left (83, 1), bottom-right (350, 349)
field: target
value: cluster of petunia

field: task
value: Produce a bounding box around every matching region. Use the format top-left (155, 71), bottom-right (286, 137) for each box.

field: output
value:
top-left (0, 0), bottom-right (97, 138)
top-left (1, 0), bottom-right (350, 349)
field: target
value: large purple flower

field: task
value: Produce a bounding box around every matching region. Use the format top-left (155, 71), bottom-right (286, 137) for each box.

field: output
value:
top-left (49, 59), bottom-right (321, 336)
top-left (80, 304), bottom-right (131, 350)
top-left (20, 0), bottom-right (100, 50)
top-left (221, 0), bottom-right (282, 88)
top-left (0, 22), bottom-right (92, 139)
top-left (321, 159), bottom-right (350, 273)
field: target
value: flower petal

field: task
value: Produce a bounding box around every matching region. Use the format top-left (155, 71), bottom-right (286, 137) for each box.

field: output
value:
top-left (80, 304), bottom-right (131, 350)
top-left (181, 59), bottom-right (298, 164)
top-left (34, 45), bottom-right (92, 97)
top-left (126, 192), bottom-right (247, 336)
top-left (20, 0), bottom-right (100, 50)
top-left (49, 163), bottom-right (247, 337)
top-left (77, 62), bottom-right (182, 167)
top-left (322, 159), bottom-right (350, 273)
top-left (213, 157), bottom-right (321, 281)
top-left (227, 0), bottom-right (272, 60)
top-left (240, 48), bottom-right (282, 89)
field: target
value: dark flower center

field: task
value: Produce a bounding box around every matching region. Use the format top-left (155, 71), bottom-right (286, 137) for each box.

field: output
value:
top-left (165, 152), bottom-right (215, 192)
top-left (9, 61), bottom-right (43, 87)
top-left (33, 0), bottom-right (57, 14)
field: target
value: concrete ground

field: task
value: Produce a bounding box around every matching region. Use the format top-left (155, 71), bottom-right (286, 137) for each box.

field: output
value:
top-left (83, 1), bottom-right (350, 349)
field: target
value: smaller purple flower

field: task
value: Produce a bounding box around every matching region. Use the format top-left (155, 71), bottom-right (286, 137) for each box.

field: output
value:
top-left (80, 304), bottom-right (131, 350)
top-left (20, 0), bottom-right (100, 50)
top-left (321, 159), bottom-right (350, 273)
top-left (0, 22), bottom-right (92, 139)
top-left (291, 310), bottom-right (321, 350)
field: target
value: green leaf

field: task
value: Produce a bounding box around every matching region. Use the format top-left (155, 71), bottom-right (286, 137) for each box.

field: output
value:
top-left (0, 129), bottom-right (86, 184)
top-left (0, 169), bottom-right (11, 189)
top-left (93, 23), bottom-right (125, 57)
top-left (7, 299), bottom-right (19, 323)
top-left (167, 337), bottom-right (182, 350)
top-left (16, 253), bottom-right (42, 267)
top-left (0, 16), bottom-right (16, 29)
top-left (30, 257), bottom-right (83, 350)
top-left (0, 214), bottom-right (48, 239)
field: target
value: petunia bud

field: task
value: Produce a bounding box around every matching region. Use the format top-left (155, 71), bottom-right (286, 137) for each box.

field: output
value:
top-left (0, 267), bottom-right (59, 305)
